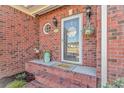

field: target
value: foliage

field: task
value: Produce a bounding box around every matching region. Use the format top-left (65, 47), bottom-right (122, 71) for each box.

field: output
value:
top-left (15, 72), bottom-right (27, 80)
top-left (6, 80), bottom-right (27, 88)
top-left (104, 78), bottom-right (124, 88)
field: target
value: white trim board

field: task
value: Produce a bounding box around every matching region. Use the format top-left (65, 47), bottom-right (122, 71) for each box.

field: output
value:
top-left (10, 5), bottom-right (62, 17)
top-left (61, 14), bottom-right (83, 65)
top-left (101, 5), bottom-right (107, 87)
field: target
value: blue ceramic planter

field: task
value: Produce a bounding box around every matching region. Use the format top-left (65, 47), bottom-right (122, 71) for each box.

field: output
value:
top-left (44, 51), bottom-right (50, 63)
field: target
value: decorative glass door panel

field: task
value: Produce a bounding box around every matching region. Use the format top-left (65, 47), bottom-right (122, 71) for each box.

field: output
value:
top-left (61, 14), bottom-right (82, 64)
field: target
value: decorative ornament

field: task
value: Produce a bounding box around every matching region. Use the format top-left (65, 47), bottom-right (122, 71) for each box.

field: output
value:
top-left (33, 48), bottom-right (42, 59)
top-left (43, 23), bottom-right (51, 34)
top-left (54, 28), bottom-right (59, 33)
top-left (44, 50), bottom-right (51, 63)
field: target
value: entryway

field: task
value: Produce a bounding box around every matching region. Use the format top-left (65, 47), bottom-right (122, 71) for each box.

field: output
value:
top-left (61, 14), bottom-right (83, 64)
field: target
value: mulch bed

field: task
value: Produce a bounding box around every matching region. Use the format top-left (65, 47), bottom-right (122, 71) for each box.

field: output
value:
top-left (0, 76), bottom-right (15, 88)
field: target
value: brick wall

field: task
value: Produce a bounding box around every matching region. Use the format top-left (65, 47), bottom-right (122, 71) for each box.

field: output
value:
top-left (1, 5), bottom-right (124, 85)
top-left (96, 6), bottom-right (101, 87)
top-left (107, 5), bottom-right (124, 82)
top-left (39, 5), bottom-right (99, 67)
top-left (0, 5), bottom-right (39, 79)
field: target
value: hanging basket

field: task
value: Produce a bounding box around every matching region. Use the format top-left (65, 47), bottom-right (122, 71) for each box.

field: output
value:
top-left (84, 25), bottom-right (94, 39)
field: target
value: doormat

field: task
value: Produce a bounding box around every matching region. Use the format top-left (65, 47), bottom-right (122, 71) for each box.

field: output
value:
top-left (57, 64), bottom-right (72, 68)
top-left (54, 63), bottom-right (76, 71)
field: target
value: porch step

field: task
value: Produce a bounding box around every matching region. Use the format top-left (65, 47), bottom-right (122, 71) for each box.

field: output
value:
top-left (35, 72), bottom-right (85, 88)
top-left (25, 80), bottom-right (48, 88)
top-left (25, 61), bottom-right (97, 88)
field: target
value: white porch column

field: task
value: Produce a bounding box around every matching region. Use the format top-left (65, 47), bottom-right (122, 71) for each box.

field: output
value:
top-left (101, 5), bottom-right (107, 87)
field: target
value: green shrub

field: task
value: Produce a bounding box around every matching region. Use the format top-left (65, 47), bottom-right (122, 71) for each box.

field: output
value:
top-left (104, 83), bottom-right (113, 88)
top-left (6, 80), bottom-right (27, 88)
top-left (104, 78), bottom-right (124, 88)
top-left (15, 72), bottom-right (27, 80)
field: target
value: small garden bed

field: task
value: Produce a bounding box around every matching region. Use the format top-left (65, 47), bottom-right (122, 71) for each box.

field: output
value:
top-left (6, 80), bottom-right (27, 88)
top-left (5, 72), bottom-right (35, 88)
top-left (104, 78), bottom-right (124, 88)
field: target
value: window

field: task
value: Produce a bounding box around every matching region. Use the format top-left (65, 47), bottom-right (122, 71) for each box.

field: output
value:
top-left (43, 23), bottom-right (51, 34)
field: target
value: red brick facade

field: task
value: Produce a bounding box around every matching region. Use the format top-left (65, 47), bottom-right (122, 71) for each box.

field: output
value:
top-left (39, 5), bottom-right (98, 67)
top-left (0, 5), bottom-right (39, 79)
top-left (1, 5), bottom-right (124, 87)
top-left (107, 5), bottom-right (124, 82)
top-left (39, 5), bottom-right (124, 86)
top-left (96, 6), bottom-right (101, 86)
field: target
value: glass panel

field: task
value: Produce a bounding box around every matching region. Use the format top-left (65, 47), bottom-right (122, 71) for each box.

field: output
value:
top-left (63, 18), bottom-right (79, 62)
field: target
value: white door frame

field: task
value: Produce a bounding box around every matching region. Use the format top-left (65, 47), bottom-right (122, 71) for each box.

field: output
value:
top-left (61, 14), bottom-right (83, 65)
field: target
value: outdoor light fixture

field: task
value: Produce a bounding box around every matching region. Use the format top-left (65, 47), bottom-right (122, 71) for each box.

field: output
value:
top-left (84, 5), bottom-right (95, 39)
top-left (52, 16), bottom-right (58, 27)
top-left (86, 5), bottom-right (92, 20)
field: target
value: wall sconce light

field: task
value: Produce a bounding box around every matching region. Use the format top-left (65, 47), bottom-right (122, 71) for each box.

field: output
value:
top-left (84, 5), bottom-right (95, 39)
top-left (52, 16), bottom-right (58, 27)
top-left (86, 5), bottom-right (92, 21)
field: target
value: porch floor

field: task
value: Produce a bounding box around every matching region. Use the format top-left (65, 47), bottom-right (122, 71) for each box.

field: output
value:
top-left (30, 59), bottom-right (96, 76)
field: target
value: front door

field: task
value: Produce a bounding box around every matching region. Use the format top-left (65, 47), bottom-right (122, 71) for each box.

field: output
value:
top-left (61, 14), bottom-right (83, 64)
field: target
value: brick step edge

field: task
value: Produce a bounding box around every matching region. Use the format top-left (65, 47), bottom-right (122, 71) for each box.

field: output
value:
top-left (24, 80), bottom-right (49, 88)
top-left (35, 72), bottom-right (86, 88)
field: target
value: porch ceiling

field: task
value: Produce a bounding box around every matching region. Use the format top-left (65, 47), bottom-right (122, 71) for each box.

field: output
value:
top-left (10, 5), bottom-right (62, 17)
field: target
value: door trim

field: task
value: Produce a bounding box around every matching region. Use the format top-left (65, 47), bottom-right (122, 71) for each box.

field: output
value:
top-left (61, 14), bottom-right (83, 65)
